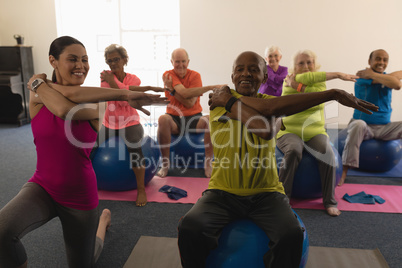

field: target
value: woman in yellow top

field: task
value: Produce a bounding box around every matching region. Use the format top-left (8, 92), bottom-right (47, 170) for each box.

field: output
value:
top-left (276, 49), bottom-right (358, 216)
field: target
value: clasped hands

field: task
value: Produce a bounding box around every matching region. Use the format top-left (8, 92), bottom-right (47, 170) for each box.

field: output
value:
top-left (127, 94), bottom-right (169, 116)
top-left (208, 85), bottom-right (232, 110)
top-left (28, 73), bottom-right (169, 116)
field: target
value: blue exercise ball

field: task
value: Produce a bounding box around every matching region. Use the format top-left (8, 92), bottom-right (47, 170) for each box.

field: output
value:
top-left (92, 136), bottom-right (161, 191)
top-left (335, 128), bottom-right (402, 172)
top-left (275, 144), bottom-right (342, 199)
top-left (206, 210), bottom-right (309, 268)
top-left (169, 132), bottom-right (205, 168)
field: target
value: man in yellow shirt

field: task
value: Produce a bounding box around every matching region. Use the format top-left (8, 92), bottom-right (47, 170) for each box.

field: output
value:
top-left (177, 51), bottom-right (378, 268)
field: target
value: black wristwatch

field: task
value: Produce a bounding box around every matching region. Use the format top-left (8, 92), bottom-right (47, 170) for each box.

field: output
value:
top-left (31, 78), bottom-right (45, 93)
top-left (225, 96), bottom-right (238, 113)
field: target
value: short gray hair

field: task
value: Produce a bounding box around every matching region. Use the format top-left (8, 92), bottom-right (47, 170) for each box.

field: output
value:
top-left (264, 45), bottom-right (282, 58)
top-left (104, 44), bottom-right (129, 64)
top-left (289, 49), bottom-right (321, 74)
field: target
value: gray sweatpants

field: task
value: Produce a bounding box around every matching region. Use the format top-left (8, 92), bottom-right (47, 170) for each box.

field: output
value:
top-left (0, 182), bottom-right (103, 267)
top-left (342, 119), bottom-right (402, 168)
top-left (277, 133), bottom-right (337, 208)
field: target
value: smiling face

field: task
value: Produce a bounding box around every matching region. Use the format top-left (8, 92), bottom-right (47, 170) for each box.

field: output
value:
top-left (171, 49), bottom-right (189, 78)
top-left (231, 51), bottom-right (267, 97)
top-left (266, 50), bottom-right (282, 71)
top-left (50, 44), bottom-right (89, 86)
top-left (106, 51), bottom-right (126, 75)
top-left (294, 53), bottom-right (315, 74)
top-left (369, 49), bottom-right (388, 73)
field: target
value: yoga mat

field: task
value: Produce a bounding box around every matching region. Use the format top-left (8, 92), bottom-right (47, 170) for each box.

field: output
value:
top-left (347, 160), bottom-right (402, 178)
top-left (99, 177), bottom-right (402, 213)
top-left (98, 176), bottom-right (209, 204)
top-left (306, 246), bottom-right (389, 268)
top-left (123, 236), bottom-right (181, 268)
top-left (123, 236), bottom-right (389, 268)
top-left (291, 183), bottom-right (402, 213)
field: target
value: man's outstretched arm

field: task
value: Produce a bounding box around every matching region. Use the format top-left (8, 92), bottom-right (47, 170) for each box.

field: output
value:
top-left (240, 88), bottom-right (378, 118)
top-left (163, 73), bottom-right (224, 98)
top-left (209, 86), bottom-right (378, 122)
top-left (357, 68), bottom-right (401, 90)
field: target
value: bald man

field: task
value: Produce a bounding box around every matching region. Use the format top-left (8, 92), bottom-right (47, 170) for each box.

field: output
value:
top-left (339, 49), bottom-right (402, 185)
top-left (157, 48), bottom-right (221, 178)
top-left (177, 51), bottom-right (377, 268)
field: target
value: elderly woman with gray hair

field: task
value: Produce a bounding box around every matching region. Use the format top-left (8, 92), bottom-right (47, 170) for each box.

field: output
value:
top-left (276, 49), bottom-right (359, 217)
top-left (94, 44), bottom-right (167, 207)
top-left (258, 45), bottom-right (288, 96)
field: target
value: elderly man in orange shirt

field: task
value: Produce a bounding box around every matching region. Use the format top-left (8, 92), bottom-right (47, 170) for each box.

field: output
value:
top-left (157, 48), bottom-right (222, 178)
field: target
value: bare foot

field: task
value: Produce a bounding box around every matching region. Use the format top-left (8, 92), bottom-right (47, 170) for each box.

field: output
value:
top-left (157, 167), bottom-right (169, 177)
top-left (326, 207), bottom-right (341, 217)
top-left (157, 158), bottom-right (169, 178)
top-left (136, 189), bottom-right (147, 207)
top-left (100, 209), bottom-right (112, 230)
top-left (204, 157), bottom-right (213, 178)
top-left (96, 209), bottom-right (112, 243)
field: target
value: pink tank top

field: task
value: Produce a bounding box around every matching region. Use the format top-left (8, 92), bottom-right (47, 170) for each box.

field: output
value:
top-left (29, 106), bottom-right (98, 210)
top-left (102, 72), bottom-right (141, 129)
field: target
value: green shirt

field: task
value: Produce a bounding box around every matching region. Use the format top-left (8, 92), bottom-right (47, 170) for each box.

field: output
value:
top-left (277, 72), bottom-right (328, 142)
top-left (208, 89), bottom-right (285, 196)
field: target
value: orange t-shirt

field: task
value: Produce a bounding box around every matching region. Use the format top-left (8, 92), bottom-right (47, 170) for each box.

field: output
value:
top-left (164, 69), bottom-right (203, 116)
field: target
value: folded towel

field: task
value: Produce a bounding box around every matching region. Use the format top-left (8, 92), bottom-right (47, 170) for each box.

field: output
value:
top-left (343, 191), bottom-right (385, 204)
top-left (159, 185), bottom-right (188, 200)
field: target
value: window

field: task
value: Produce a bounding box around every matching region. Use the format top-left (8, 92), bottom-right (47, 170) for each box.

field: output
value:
top-left (55, 0), bottom-right (180, 137)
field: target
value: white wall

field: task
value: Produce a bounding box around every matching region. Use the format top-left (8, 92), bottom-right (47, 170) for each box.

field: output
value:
top-left (1, 0), bottom-right (401, 127)
top-left (180, 0), bottom-right (402, 127)
top-left (0, 0), bottom-right (57, 78)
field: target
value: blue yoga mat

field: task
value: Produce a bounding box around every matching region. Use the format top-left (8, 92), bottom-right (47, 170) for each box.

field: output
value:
top-left (347, 160), bottom-right (402, 178)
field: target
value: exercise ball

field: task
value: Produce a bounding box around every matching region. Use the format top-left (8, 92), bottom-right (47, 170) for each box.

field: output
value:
top-left (335, 128), bottom-right (402, 172)
top-left (275, 145), bottom-right (342, 199)
top-left (206, 210), bottom-right (309, 268)
top-left (92, 136), bottom-right (161, 191)
top-left (169, 132), bottom-right (206, 168)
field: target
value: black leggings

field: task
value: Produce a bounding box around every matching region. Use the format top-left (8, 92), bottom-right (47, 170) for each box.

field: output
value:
top-left (178, 190), bottom-right (304, 268)
top-left (0, 183), bottom-right (102, 267)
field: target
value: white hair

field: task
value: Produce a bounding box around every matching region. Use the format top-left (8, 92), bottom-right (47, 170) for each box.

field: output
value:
top-left (289, 49), bottom-right (321, 74)
top-left (264, 45), bottom-right (282, 58)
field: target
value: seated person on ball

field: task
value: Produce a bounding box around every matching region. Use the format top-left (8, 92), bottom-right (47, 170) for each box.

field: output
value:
top-left (277, 49), bottom-right (358, 217)
top-left (177, 51), bottom-right (377, 268)
top-left (92, 44), bottom-right (167, 207)
top-left (339, 49), bottom-right (402, 185)
top-left (258, 45), bottom-right (288, 96)
top-left (158, 48), bottom-right (223, 178)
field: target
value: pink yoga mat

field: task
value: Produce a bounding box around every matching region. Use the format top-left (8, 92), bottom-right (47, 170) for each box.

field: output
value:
top-left (98, 176), bottom-right (210, 204)
top-left (291, 183), bottom-right (402, 213)
top-left (99, 176), bottom-right (402, 214)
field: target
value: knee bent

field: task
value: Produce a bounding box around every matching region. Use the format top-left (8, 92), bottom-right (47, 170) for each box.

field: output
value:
top-left (178, 214), bottom-right (208, 238)
top-left (0, 230), bottom-right (27, 266)
top-left (285, 147), bottom-right (303, 161)
top-left (348, 120), bottom-right (367, 133)
top-left (158, 114), bottom-right (172, 127)
top-left (278, 223), bottom-right (304, 246)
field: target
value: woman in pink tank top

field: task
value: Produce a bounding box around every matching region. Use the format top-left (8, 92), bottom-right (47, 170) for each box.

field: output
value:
top-left (0, 36), bottom-right (167, 268)
top-left (94, 44), bottom-right (166, 207)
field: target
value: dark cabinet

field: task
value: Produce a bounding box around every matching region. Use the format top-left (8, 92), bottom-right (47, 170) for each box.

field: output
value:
top-left (0, 46), bottom-right (34, 126)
